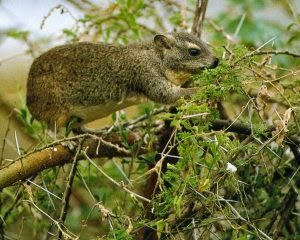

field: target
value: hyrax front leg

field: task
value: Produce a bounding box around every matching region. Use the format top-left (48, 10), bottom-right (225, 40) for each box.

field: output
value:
top-left (142, 77), bottom-right (198, 104)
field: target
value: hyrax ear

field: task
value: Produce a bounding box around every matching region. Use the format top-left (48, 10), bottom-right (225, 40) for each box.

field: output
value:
top-left (154, 34), bottom-right (174, 50)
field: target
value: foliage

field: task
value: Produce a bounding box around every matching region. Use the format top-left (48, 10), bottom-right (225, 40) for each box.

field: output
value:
top-left (0, 0), bottom-right (299, 240)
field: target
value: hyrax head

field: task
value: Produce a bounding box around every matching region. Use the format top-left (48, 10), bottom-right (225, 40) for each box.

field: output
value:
top-left (154, 32), bottom-right (219, 74)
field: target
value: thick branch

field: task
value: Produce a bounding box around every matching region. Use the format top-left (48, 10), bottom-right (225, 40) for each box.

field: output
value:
top-left (0, 133), bottom-right (143, 190)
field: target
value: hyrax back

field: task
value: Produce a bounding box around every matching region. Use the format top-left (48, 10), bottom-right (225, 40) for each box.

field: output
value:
top-left (26, 32), bottom-right (218, 129)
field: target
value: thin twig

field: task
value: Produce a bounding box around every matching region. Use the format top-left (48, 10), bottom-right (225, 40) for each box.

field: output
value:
top-left (77, 170), bottom-right (96, 202)
top-left (207, 19), bottom-right (236, 43)
top-left (83, 151), bottom-right (151, 203)
top-left (57, 140), bottom-right (83, 239)
top-left (0, 189), bottom-right (22, 227)
top-left (267, 187), bottom-right (298, 239)
top-left (14, 131), bottom-right (21, 156)
top-left (271, 69), bottom-right (300, 82)
top-left (222, 13), bottom-right (246, 59)
top-left (57, 139), bottom-right (82, 239)
top-left (26, 179), bottom-right (61, 200)
top-left (40, 4), bottom-right (78, 29)
top-left (250, 50), bottom-right (300, 58)
top-left (233, 14), bottom-right (246, 38)
top-left (233, 36), bottom-right (278, 64)
top-left (23, 200), bottom-right (77, 239)
top-left (0, 111), bottom-right (13, 166)
top-left (122, 106), bottom-right (167, 129)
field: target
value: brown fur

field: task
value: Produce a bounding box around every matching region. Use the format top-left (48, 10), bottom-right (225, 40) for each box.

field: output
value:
top-left (26, 32), bottom-right (218, 130)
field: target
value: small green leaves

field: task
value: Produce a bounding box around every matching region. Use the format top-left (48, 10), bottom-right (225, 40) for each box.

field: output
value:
top-left (16, 107), bottom-right (45, 139)
top-left (6, 29), bottom-right (30, 40)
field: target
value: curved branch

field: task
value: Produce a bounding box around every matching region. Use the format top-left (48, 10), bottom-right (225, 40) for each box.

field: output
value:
top-left (0, 133), bottom-right (143, 190)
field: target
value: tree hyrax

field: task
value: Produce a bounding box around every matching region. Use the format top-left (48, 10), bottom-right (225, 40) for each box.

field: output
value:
top-left (26, 32), bottom-right (219, 130)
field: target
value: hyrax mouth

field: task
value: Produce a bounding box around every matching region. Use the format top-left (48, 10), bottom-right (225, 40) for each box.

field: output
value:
top-left (208, 57), bottom-right (219, 69)
top-left (199, 57), bottom-right (219, 71)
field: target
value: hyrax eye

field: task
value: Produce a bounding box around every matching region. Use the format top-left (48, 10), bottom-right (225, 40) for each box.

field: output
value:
top-left (188, 48), bottom-right (201, 57)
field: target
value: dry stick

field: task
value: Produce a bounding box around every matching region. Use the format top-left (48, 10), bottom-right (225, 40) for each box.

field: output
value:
top-left (224, 14), bottom-right (246, 60)
top-left (191, 0), bottom-right (208, 38)
top-left (0, 189), bottom-right (22, 233)
top-left (232, 36), bottom-right (278, 65)
top-left (40, 4), bottom-right (78, 29)
top-left (245, 64), bottom-right (300, 132)
top-left (122, 106), bottom-right (166, 129)
top-left (133, 127), bottom-right (178, 199)
top-left (261, 187), bottom-right (298, 237)
top-left (271, 188), bottom-right (298, 240)
top-left (71, 106), bottom-right (166, 135)
top-left (192, 0), bottom-right (200, 34)
top-left (207, 19), bottom-right (236, 43)
top-left (57, 140), bottom-right (83, 240)
top-left (94, 106), bottom-right (166, 133)
top-left (0, 112), bottom-right (13, 166)
top-left (250, 50), bottom-right (300, 58)
top-left (220, 196), bottom-right (272, 240)
top-left (248, 92), bottom-right (290, 108)
top-left (271, 69), bottom-right (300, 82)
top-left (153, 128), bottom-right (178, 194)
top-left (77, 170), bottom-right (96, 202)
top-left (83, 151), bottom-right (151, 203)
top-left (23, 199), bottom-right (77, 239)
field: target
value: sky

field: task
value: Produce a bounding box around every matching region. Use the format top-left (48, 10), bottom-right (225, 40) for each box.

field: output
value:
top-left (0, 0), bottom-right (79, 35)
top-left (0, 0), bottom-right (81, 56)
top-left (0, 0), bottom-right (227, 58)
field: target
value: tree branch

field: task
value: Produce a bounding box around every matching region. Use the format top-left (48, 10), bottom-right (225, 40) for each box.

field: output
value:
top-left (250, 50), bottom-right (300, 58)
top-left (57, 140), bottom-right (82, 239)
top-left (0, 119), bottom-right (299, 191)
top-left (211, 119), bottom-right (300, 161)
top-left (191, 0), bottom-right (208, 38)
top-left (0, 132), bottom-right (144, 190)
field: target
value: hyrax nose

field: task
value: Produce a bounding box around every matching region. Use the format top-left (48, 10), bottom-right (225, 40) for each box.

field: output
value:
top-left (209, 57), bottom-right (219, 69)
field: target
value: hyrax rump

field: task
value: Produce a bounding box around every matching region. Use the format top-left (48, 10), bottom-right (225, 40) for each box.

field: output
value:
top-left (26, 32), bottom-right (219, 130)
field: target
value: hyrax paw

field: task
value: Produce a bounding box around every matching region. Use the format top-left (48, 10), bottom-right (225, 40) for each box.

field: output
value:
top-left (179, 87), bottom-right (199, 99)
top-left (187, 87), bottom-right (200, 94)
